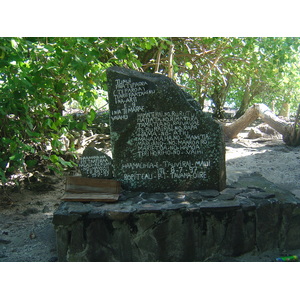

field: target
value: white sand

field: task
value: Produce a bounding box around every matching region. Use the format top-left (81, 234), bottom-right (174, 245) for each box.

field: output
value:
top-left (226, 128), bottom-right (300, 199)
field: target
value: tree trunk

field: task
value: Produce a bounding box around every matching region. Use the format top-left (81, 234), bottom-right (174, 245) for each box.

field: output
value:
top-left (279, 102), bottom-right (290, 118)
top-left (197, 84), bottom-right (205, 109)
top-left (235, 77), bottom-right (252, 118)
top-left (154, 45), bottom-right (163, 73)
top-left (211, 86), bottom-right (225, 119)
top-left (223, 105), bottom-right (259, 139)
top-left (211, 75), bottom-right (231, 119)
top-left (284, 104), bottom-right (300, 146)
top-left (167, 44), bottom-right (174, 79)
top-left (223, 103), bottom-right (300, 146)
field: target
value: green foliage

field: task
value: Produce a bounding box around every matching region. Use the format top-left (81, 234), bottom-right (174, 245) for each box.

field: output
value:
top-left (0, 37), bottom-right (106, 184)
top-left (166, 37), bottom-right (300, 116)
top-left (1, 36), bottom-right (300, 185)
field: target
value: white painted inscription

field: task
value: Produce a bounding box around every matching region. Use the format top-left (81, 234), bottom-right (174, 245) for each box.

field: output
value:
top-left (111, 78), bottom-right (156, 121)
top-left (79, 156), bottom-right (111, 178)
top-left (120, 111), bottom-right (213, 182)
top-left (135, 111), bottom-right (209, 157)
top-left (122, 160), bottom-right (210, 181)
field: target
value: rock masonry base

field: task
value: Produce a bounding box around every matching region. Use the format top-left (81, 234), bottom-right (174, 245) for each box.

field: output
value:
top-left (52, 173), bottom-right (300, 261)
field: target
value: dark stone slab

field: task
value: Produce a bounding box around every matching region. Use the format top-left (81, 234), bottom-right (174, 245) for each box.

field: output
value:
top-left (106, 67), bottom-right (226, 192)
top-left (238, 198), bottom-right (257, 211)
top-left (184, 191), bottom-right (203, 202)
top-left (220, 187), bottom-right (247, 197)
top-left (78, 147), bottom-right (113, 179)
top-left (69, 221), bottom-right (85, 255)
top-left (106, 210), bottom-right (132, 221)
top-left (0, 239), bottom-right (11, 244)
top-left (136, 203), bottom-right (167, 213)
top-left (140, 192), bottom-right (166, 203)
top-left (281, 204), bottom-right (300, 249)
top-left (254, 198), bottom-right (281, 252)
top-left (165, 192), bottom-right (187, 200)
top-left (55, 227), bottom-right (69, 261)
top-left (239, 191), bottom-right (276, 199)
top-left (216, 193), bottom-right (236, 201)
top-left (67, 202), bottom-right (92, 215)
top-left (52, 202), bottom-right (82, 226)
top-left (171, 198), bottom-right (187, 204)
top-left (234, 172), bottom-right (298, 203)
top-left (200, 199), bottom-right (241, 212)
top-left (218, 209), bottom-right (256, 256)
top-left (198, 190), bottom-right (220, 198)
top-left (52, 211), bottom-right (81, 226)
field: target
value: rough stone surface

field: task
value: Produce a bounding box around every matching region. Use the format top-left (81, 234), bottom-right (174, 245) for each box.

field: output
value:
top-left (78, 147), bottom-right (113, 179)
top-left (106, 66), bottom-right (226, 192)
top-left (53, 173), bottom-right (300, 261)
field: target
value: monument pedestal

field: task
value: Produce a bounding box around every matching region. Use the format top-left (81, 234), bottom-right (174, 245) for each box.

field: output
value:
top-left (53, 174), bottom-right (300, 262)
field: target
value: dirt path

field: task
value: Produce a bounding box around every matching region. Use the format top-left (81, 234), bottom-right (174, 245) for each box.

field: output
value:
top-left (1, 123), bottom-right (299, 262)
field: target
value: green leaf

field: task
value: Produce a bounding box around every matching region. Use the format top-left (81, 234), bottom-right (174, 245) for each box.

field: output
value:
top-left (9, 153), bottom-right (23, 162)
top-left (0, 169), bottom-right (8, 184)
top-left (20, 77), bottom-right (33, 88)
top-left (49, 154), bottom-right (59, 163)
top-left (11, 39), bottom-right (18, 50)
top-left (115, 47), bottom-right (129, 59)
top-left (26, 159), bottom-right (37, 168)
top-left (75, 70), bottom-right (86, 81)
top-left (87, 109), bottom-right (96, 125)
top-left (48, 165), bottom-right (63, 175)
top-left (0, 159), bottom-right (9, 170)
top-left (185, 62), bottom-right (193, 70)
top-left (51, 138), bottom-right (63, 150)
top-left (143, 42), bottom-right (152, 50)
top-left (0, 47), bottom-right (5, 59)
top-left (57, 156), bottom-right (74, 168)
top-left (54, 81), bottom-right (65, 93)
top-left (44, 44), bottom-right (55, 52)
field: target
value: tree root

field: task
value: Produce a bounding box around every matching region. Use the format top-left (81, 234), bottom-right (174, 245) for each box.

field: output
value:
top-left (223, 103), bottom-right (300, 146)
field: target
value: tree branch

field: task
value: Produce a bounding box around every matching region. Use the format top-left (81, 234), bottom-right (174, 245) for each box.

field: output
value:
top-left (154, 45), bottom-right (163, 73)
top-left (168, 44), bottom-right (175, 79)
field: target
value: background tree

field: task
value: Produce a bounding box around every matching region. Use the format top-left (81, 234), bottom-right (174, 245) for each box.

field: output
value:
top-left (1, 36), bottom-right (300, 185)
top-left (150, 37), bottom-right (300, 118)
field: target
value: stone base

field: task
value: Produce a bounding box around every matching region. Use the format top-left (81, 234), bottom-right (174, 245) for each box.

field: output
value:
top-left (52, 173), bottom-right (300, 262)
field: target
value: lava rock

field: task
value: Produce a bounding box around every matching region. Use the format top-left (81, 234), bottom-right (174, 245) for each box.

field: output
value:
top-left (22, 208), bottom-right (39, 216)
top-left (107, 66), bottom-right (226, 192)
top-left (0, 239), bottom-right (11, 244)
top-left (79, 147), bottom-right (113, 179)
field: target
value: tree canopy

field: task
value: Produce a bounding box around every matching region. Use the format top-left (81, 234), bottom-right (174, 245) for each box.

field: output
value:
top-left (1, 37), bottom-right (300, 184)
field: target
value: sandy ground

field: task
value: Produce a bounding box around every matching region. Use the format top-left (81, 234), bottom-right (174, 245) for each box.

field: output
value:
top-left (0, 179), bottom-right (64, 262)
top-left (226, 132), bottom-right (300, 199)
top-left (0, 123), bottom-right (300, 262)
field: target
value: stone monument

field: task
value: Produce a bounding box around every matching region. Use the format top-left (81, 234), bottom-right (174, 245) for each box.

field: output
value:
top-left (107, 66), bottom-right (226, 192)
top-left (78, 147), bottom-right (113, 179)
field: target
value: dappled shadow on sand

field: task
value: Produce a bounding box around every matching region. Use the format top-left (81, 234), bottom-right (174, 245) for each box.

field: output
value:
top-left (225, 138), bottom-right (300, 198)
